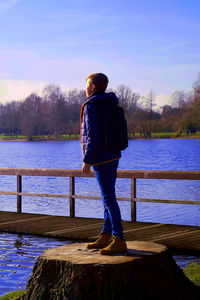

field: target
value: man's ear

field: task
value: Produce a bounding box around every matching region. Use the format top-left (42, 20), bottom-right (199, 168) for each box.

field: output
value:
top-left (91, 83), bottom-right (96, 92)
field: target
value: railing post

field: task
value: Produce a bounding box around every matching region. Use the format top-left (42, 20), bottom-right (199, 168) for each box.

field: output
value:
top-left (17, 175), bottom-right (22, 213)
top-left (69, 176), bottom-right (75, 217)
top-left (131, 178), bottom-right (136, 222)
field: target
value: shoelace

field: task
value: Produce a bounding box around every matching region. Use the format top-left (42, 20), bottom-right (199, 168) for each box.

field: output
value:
top-left (107, 236), bottom-right (117, 249)
top-left (97, 233), bottom-right (106, 242)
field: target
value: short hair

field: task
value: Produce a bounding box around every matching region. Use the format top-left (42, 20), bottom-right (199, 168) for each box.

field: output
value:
top-left (86, 73), bottom-right (109, 92)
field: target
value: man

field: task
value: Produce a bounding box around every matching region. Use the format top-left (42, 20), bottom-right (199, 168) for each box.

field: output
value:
top-left (80, 73), bottom-right (127, 255)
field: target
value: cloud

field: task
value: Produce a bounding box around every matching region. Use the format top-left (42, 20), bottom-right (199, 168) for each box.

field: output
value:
top-left (0, 79), bottom-right (47, 103)
top-left (0, 78), bottom-right (172, 113)
top-left (0, 0), bottom-right (19, 11)
top-left (0, 45), bottom-right (199, 104)
top-left (155, 94), bottom-right (171, 109)
top-left (0, 81), bottom-right (8, 100)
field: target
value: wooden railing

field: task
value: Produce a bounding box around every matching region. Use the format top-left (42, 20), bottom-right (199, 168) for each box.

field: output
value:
top-left (0, 168), bottom-right (200, 222)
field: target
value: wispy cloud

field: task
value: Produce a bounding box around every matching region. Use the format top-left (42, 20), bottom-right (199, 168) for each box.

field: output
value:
top-left (0, 0), bottom-right (19, 11)
top-left (153, 41), bottom-right (198, 52)
top-left (53, 26), bottom-right (123, 49)
top-left (45, 11), bottom-right (107, 29)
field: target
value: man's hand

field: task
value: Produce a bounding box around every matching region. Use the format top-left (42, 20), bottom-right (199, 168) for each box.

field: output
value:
top-left (82, 163), bottom-right (91, 173)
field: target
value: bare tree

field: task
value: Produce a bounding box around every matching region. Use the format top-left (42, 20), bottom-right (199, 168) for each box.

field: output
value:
top-left (0, 101), bottom-right (21, 136)
top-left (20, 93), bottom-right (45, 139)
top-left (193, 73), bottom-right (200, 95)
top-left (43, 84), bottom-right (68, 136)
top-left (144, 89), bottom-right (156, 135)
top-left (115, 85), bottom-right (132, 112)
top-left (170, 90), bottom-right (187, 115)
top-left (66, 89), bottom-right (86, 135)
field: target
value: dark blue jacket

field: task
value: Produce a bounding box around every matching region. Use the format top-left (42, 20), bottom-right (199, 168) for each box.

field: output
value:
top-left (80, 91), bottom-right (121, 165)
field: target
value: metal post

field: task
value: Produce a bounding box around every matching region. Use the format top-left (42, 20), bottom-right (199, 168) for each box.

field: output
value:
top-left (17, 175), bottom-right (22, 213)
top-left (131, 178), bottom-right (136, 222)
top-left (69, 176), bottom-right (75, 217)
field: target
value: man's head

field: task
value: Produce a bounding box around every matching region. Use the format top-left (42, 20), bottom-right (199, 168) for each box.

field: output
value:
top-left (86, 73), bottom-right (109, 98)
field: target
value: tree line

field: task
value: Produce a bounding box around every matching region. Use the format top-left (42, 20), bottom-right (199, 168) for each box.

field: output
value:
top-left (0, 74), bottom-right (200, 139)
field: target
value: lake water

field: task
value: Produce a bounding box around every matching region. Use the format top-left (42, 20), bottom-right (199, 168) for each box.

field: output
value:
top-left (0, 139), bottom-right (200, 224)
top-left (0, 233), bottom-right (70, 296)
top-left (0, 139), bottom-right (200, 296)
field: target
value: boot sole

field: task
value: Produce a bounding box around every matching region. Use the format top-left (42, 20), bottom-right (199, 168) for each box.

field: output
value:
top-left (87, 243), bottom-right (111, 250)
top-left (99, 250), bottom-right (127, 255)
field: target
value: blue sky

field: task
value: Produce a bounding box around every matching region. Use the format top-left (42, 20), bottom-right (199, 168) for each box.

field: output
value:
top-left (0, 0), bottom-right (200, 107)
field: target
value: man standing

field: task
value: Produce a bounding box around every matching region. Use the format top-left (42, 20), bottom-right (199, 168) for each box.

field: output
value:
top-left (80, 73), bottom-right (127, 255)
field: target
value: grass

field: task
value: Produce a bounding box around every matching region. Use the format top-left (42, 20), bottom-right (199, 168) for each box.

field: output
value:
top-left (151, 132), bottom-right (176, 137)
top-left (183, 262), bottom-right (200, 286)
top-left (0, 131), bottom-right (200, 142)
top-left (0, 290), bottom-right (25, 300)
top-left (0, 135), bottom-right (27, 141)
top-left (129, 131), bottom-right (200, 139)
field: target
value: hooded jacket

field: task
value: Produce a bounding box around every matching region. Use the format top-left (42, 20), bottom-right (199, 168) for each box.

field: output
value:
top-left (80, 91), bottom-right (121, 165)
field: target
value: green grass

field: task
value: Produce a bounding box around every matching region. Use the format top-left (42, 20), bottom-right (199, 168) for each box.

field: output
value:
top-left (60, 134), bottom-right (80, 140)
top-left (1, 131), bottom-right (200, 141)
top-left (129, 131), bottom-right (200, 139)
top-left (0, 135), bottom-right (27, 140)
top-left (183, 262), bottom-right (200, 286)
top-left (152, 132), bottom-right (175, 137)
top-left (0, 290), bottom-right (25, 300)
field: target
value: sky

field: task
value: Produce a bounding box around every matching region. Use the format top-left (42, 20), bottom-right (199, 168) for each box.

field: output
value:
top-left (0, 0), bottom-right (200, 108)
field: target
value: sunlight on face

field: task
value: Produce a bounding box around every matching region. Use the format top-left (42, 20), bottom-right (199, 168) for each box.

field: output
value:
top-left (86, 79), bottom-right (95, 98)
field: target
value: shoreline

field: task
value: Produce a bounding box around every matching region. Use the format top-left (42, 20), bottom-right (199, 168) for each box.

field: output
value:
top-left (0, 135), bottom-right (200, 142)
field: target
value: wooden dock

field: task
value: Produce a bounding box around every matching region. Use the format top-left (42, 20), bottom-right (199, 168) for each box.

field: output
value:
top-left (0, 211), bottom-right (200, 254)
top-left (0, 168), bottom-right (200, 254)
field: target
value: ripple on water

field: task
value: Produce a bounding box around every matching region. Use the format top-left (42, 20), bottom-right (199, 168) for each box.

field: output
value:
top-left (0, 232), bottom-right (70, 296)
top-left (0, 140), bottom-right (200, 295)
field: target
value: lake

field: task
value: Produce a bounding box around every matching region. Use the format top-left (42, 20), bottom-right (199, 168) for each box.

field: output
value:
top-left (0, 139), bottom-right (200, 225)
top-left (0, 139), bottom-right (200, 296)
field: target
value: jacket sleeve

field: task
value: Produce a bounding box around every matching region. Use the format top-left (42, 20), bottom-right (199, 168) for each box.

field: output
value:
top-left (83, 102), bottom-right (100, 164)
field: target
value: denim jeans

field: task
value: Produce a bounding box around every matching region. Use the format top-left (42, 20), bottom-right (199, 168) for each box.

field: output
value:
top-left (93, 160), bottom-right (124, 240)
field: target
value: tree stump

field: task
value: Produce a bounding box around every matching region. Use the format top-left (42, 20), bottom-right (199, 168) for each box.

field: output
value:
top-left (18, 241), bottom-right (200, 300)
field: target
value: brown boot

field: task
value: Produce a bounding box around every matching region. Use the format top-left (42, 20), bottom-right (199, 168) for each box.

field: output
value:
top-left (87, 232), bottom-right (112, 250)
top-left (99, 235), bottom-right (127, 255)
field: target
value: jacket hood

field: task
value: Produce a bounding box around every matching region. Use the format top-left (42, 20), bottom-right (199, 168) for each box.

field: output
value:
top-left (86, 91), bottom-right (118, 106)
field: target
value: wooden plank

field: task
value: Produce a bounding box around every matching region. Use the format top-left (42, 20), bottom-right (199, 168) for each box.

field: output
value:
top-left (69, 177), bottom-right (75, 217)
top-left (45, 222), bottom-right (104, 235)
top-left (0, 191), bottom-right (200, 205)
top-left (0, 168), bottom-right (200, 180)
top-left (124, 223), bottom-right (166, 234)
top-left (131, 178), bottom-right (136, 222)
top-left (0, 191), bottom-right (129, 201)
top-left (17, 175), bottom-right (22, 213)
top-left (133, 198), bottom-right (200, 205)
top-left (0, 168), bottom-right (199, 216)
top-left (149, 228), bottom-right (200, 242)
top-left (0, 212), bottom-right (200, 253)
top-left (0, 216), bottom-right (52, 226)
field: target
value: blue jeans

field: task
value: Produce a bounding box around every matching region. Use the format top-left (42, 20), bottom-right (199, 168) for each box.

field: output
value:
top-left (93, 160), bottom-right (124, 240)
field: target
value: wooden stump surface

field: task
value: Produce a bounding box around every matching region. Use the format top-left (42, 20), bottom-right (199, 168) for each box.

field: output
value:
top-left (41, 240), bottom-right (167, 264)
top-left (18, 241), bottom-right (200, 300)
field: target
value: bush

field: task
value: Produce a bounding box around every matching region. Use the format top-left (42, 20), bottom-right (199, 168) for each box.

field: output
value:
top-left (0, 290), bottom-right (25, 300)
top-left (183, 262), bottom-right (200, 286)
